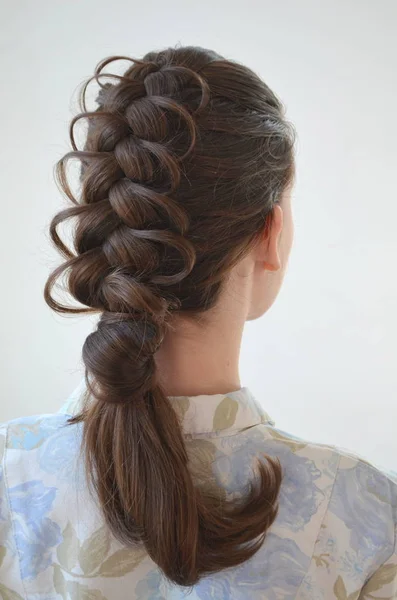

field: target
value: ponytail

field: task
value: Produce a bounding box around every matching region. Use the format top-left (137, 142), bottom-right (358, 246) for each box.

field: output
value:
top-left (46, 47), bottom-right (293, 586)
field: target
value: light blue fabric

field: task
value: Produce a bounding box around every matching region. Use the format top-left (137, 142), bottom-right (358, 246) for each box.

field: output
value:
top-left (0, 388), bottom-right (396, 599)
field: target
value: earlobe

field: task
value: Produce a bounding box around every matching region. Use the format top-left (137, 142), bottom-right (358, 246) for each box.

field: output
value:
top-left (263, 260), bottom-right (281, 272)
top-left (263, 204), bottom-right (283, 272)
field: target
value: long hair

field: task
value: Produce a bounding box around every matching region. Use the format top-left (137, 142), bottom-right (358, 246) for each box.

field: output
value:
top-left (45, 46), bottom-right (295, 586)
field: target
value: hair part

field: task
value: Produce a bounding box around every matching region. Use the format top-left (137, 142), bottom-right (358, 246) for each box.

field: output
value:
top-left (45, 46), bottom-right (294, 586)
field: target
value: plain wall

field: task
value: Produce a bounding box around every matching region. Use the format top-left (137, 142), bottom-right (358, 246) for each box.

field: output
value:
top-left (1, 0), bottom-right (396, 470)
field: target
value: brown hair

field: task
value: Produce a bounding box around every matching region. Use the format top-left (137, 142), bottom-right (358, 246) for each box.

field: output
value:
top-left (45, 46), bottom-right (294, 586)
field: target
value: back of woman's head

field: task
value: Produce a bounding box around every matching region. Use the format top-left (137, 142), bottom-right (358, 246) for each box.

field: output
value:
top-left (45, 46), bottom-right (294, 586)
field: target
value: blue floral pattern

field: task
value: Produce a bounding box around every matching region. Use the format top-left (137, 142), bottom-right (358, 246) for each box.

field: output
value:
top-left (8, 480), bottom-right (62, 579)
top-left (1, 386), bottom-right (397, 599)
top-left (193, 535), bottom-right (309, 600)
top-left (38, 421), bottom-right (84, 489)
top-left (135, 570), bottom-right (168, 599)
top-left (7, 414), bottom-right (68, 451)
top-left (329, 459), bottom-right (395, 559)
top-left (215, 430), bottom-right (324, 532)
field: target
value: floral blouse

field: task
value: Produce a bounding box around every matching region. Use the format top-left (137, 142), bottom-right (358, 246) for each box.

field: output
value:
top-left (1, 385), bottom-right (396, 600)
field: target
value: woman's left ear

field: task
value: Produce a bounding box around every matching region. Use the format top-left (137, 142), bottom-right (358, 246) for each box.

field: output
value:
top-left (261, 205), bottom-right (283, 272)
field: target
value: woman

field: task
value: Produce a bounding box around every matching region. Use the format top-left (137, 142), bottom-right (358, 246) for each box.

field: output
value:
top-left (0, 46), bottom-right (396, 600)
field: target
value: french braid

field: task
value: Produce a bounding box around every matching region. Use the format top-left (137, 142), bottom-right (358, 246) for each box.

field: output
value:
top-left (45, 46), bottom-right (294, 585)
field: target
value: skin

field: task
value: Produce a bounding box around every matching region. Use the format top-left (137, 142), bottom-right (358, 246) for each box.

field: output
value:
top-left (156, 190), bottom-right (294, 397)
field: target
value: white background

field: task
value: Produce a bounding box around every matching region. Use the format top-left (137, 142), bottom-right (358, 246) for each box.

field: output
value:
top-left (1, 1), bottom-right (396, 469)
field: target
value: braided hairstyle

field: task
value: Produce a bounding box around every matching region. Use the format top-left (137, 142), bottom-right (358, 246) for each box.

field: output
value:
top-left (45, 46), bottom-right (294, 586)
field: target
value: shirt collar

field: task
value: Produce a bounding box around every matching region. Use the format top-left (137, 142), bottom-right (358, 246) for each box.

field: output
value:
top-left (170, 387), bottom-right (274, 435)
top-left (59, 383), bottom-right (274, 436)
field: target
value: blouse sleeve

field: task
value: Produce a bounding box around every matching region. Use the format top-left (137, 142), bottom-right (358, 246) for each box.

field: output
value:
top-left (0, 422), bottom-right (25, 599)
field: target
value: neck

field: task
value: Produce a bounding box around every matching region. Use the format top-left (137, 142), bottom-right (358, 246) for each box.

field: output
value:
top-left (155, 309), bottom-right (245, 398)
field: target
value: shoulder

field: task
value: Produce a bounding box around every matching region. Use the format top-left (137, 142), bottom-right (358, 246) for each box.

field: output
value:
top-left (0, 413), bottom-right (84, 586)
top-left (270, 425), bottom-right (397, 546)
top-left (0, 411), bottom-right (82, 493)
top-left (1, 410), bottom-right (83, 521)
top-left (1, 411), bottom-right (73, 451)
top-left (264, 424), bottom-right (397, 523)
top-left (327, 446), bottom-right (397, 557)
top-left (263, 425), bottom-right (397, 572)
top-left (266, 423), bottom-right (397, 493)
